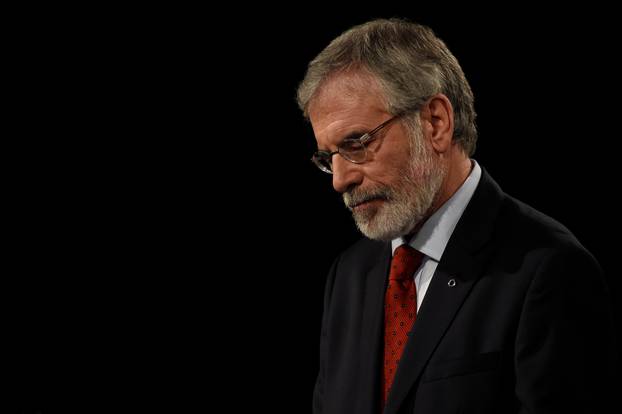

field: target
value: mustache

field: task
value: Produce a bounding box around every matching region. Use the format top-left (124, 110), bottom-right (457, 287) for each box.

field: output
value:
top-left (343, 187), bottom-right (392, 209)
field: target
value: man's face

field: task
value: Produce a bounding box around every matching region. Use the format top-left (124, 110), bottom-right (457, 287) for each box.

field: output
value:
top-left (308, 72), bottom-right (446, 241)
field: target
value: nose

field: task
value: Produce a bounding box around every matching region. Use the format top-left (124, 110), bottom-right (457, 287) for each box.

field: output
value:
top-left (332, 154), bottom-right (363, 193)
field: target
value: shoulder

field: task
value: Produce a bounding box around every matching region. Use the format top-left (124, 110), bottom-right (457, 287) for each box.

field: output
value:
top-left (499, 193), bottom-right (589, 255)
top-left (476, 168), bottom-right (591, 257)
top-left (488, 191), bottom-right (603, 291)
top-left (469, 168), bottom-right (600, 280)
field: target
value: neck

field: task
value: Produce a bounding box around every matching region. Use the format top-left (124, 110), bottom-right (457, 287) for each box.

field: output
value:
top-left (435, 156), bottom-right (473, 209)
top-left (407, 155), bottom-right (472, 238)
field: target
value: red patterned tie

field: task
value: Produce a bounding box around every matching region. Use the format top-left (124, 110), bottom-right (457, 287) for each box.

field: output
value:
top-left (382, 244), bottom-right (423, 408)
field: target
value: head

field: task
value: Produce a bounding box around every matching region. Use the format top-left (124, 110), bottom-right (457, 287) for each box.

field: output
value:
top-left (298, 19), bottom-right (477, 241)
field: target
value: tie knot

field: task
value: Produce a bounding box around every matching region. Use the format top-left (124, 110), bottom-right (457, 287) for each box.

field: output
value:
top-left (389, 245), bottom-right (423, 281)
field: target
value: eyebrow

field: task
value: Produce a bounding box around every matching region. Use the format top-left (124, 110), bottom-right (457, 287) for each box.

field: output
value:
top-left (340, 130), bottom-right (367, 142)
top-left (316, 130), bottom-right (368, 152)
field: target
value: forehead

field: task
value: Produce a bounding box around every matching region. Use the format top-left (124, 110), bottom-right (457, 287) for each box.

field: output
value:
top-left (308, 71), bottom-right (387, 133)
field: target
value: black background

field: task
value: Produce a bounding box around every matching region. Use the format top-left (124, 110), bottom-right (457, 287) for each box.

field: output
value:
top-left (7, 5), bottom-right (621, 413)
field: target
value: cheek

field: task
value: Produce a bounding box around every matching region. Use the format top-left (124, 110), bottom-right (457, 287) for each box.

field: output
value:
top-left (369, 157), bottom-right (412, 186)
top-left (366, 140), bottom-right (427, 185)
top-left (408, 162), bottom-right (429, 177)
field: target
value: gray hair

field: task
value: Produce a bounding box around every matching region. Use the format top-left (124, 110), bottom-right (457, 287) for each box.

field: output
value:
top-left (297, 18), bottom-right (478, 156)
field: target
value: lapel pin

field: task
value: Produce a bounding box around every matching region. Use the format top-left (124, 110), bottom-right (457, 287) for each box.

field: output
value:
top-left (448, 279), bottom-right (456, 287)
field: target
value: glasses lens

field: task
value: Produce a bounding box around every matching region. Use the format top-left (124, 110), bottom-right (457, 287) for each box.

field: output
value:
top-left (339, 139), bottom-right (366, 163)
top-left (312, 153), bottom-right (333, 174)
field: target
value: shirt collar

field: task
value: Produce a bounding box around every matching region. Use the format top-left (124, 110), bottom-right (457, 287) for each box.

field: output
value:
top-left (391, 160), bottom-right (482, 261)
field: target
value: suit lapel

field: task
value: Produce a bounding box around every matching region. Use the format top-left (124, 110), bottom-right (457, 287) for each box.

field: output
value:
top-left (356, 244), bottom-right (391, 414)
top-left (384, 169), bottom-right (505, 414)
top-left (383, 247), bottom-right (490, 414)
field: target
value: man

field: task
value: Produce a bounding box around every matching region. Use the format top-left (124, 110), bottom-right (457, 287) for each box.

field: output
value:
top-left (297, 19), bottom-right (616, 414)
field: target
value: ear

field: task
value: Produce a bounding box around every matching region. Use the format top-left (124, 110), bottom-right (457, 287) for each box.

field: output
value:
top-left (421, 94), bottom-right (454, 154)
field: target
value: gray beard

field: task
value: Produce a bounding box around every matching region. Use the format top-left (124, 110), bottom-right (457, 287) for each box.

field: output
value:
top-left (343, 143), bottom-right (446, 242)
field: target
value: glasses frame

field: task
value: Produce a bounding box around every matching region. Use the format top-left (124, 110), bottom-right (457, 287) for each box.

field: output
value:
top-left (311, 114), bottom-right (401, 174)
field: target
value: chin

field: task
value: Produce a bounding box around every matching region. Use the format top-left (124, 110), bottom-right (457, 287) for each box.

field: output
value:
top-left (355, 216), bottom-right (418, 242)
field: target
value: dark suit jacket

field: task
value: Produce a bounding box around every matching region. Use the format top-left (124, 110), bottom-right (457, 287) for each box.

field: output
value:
top-left (313, 169), bottom-right (617, 414)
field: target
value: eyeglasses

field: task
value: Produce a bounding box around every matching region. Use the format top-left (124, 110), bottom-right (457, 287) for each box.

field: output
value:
top-left (311, 115), bottom-right (401, 174)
